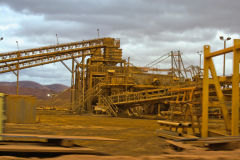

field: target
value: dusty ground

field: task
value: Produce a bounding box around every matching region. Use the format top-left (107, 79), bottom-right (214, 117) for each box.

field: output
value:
top-left (5, 112), bottom-right (168, 156)
top-left (2, 111), bottom-right (240, 159)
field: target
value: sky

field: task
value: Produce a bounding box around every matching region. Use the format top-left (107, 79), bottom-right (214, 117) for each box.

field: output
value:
top-left (0, 0), bottom-right (239, 86)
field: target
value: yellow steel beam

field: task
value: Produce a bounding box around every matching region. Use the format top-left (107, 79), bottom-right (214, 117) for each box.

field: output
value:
top-left (202, 45), bottom-right (210, 138)
top-left (4, 62), bottom-right (17, 76)
top-left (0, 38), bottom-right (113, 57)
top-left (0, 38), bottom-right (121, 74)
top-left (231, 39), bottom-right (240, 136)
top-left (0, 53), bottom-right (91, 73)
top-left (205, 47), bottom-right (234, 58)
top-left (137, 67), bottom-right (172, 72)
top-left (60, 60), bottom-right (73, 73)
top-left (0, 45), bottom-right (103, 64)
top-left (209, 58), bottom-right (230, 132)
top-left (202, 39), bottom-right (240, 137)
top-left (169, 87), bottom-right (196, 92)
top-left (0, 93), bottom-right (4, 140)
top-left (110, 87), bottom-right (195, 105)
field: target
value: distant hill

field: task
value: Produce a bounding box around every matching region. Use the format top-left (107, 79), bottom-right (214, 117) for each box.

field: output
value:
top-left (0, 81), bottom-right (69, 99)
top-left (45, 84), bottom-right (68, 93)
top-left (37, 88), bottom-right (71, 108)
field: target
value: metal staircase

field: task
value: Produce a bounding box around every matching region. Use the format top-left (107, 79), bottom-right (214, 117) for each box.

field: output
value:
top-left (74, 83), bottom-right (103, 113)
top-left (100, 96), bottom-right (118, 117)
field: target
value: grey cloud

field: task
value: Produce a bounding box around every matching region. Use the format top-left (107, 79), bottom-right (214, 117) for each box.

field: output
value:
top-left (0, 0), bottom-right (239, 84)
top-left (2, 0), bottom-right (239, 31)
top-left (3, 0), bottom-right (239, 43)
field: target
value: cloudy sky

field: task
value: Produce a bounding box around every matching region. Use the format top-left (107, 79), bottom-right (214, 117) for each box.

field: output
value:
top-left (0, 0), bottom-right (239, 86)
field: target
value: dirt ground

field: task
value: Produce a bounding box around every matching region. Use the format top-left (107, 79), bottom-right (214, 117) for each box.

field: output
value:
top-left (2, 111), bottom-right (240, 160)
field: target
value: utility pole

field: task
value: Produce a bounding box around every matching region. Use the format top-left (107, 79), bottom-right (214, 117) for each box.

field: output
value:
top-left (97, 29), bottom-right (100, 38)
top-left (196, 51), bottom-right (202, 75)
top-left (171, 51), bottom-right (174, 77)
top-left (56, 33), bottom-right (59, 45)
top-left (16, 41), bottom-right (20, 95)
top-left (176, 51), bottom-right (181, 78)
top-left (220, 36), bottom-right (231, 76)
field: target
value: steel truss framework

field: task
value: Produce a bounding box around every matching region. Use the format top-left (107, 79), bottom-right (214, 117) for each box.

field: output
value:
top-left (0, 37), bottom-right (120, 98)
top-left (202, 39), bottom-right (240, 137)
top-left (0, 38), bottom-right (120, 73)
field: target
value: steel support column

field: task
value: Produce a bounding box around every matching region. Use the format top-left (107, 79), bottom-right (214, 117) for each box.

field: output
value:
top-left (82, 53), bottom-right (85, 111)
top-left (16, 51), bottom-right (20, 95)
top-left (232, 39), bottom-right (240, 136)
top-left (201, 45), bottom-right (210, 138)
top-left (209, 59), bottom-right (230, 132)
top-left (71, 58), bottom-right (75, 110)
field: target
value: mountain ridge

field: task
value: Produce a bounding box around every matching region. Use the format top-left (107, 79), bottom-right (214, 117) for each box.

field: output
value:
top-left (0, 81), bottom-right (69, 99)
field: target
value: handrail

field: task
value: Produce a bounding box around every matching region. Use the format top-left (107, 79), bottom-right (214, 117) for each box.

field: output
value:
top-left (109, 87), bottom-right (196, 105)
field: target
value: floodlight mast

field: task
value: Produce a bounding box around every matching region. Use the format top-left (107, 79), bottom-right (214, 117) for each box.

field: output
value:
top-left (219, 36), bottom-right (231, 76)
top-left (196, 51), bottom-right (202, 75)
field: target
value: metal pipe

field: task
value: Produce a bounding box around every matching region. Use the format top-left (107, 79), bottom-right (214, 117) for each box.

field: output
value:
top-left (181, 122), bottom-right (192, 127)
top-left (157, 120), bottom-right (182, 127)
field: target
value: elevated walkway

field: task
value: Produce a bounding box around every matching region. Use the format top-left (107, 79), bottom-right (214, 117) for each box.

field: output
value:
top-left (109, 87), bottom-right (196, 106)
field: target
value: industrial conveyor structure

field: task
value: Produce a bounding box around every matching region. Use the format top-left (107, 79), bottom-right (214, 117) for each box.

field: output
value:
top-left (1, 37), bottom-right (240, 138)
top-left (0, 37), bottom-right (200, 116)
top-left (0, 38), bottom-right (113, 73)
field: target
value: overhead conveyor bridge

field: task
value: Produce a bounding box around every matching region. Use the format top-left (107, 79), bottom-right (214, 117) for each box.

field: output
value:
top-left (0, 38), bottom-right (120, 73)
